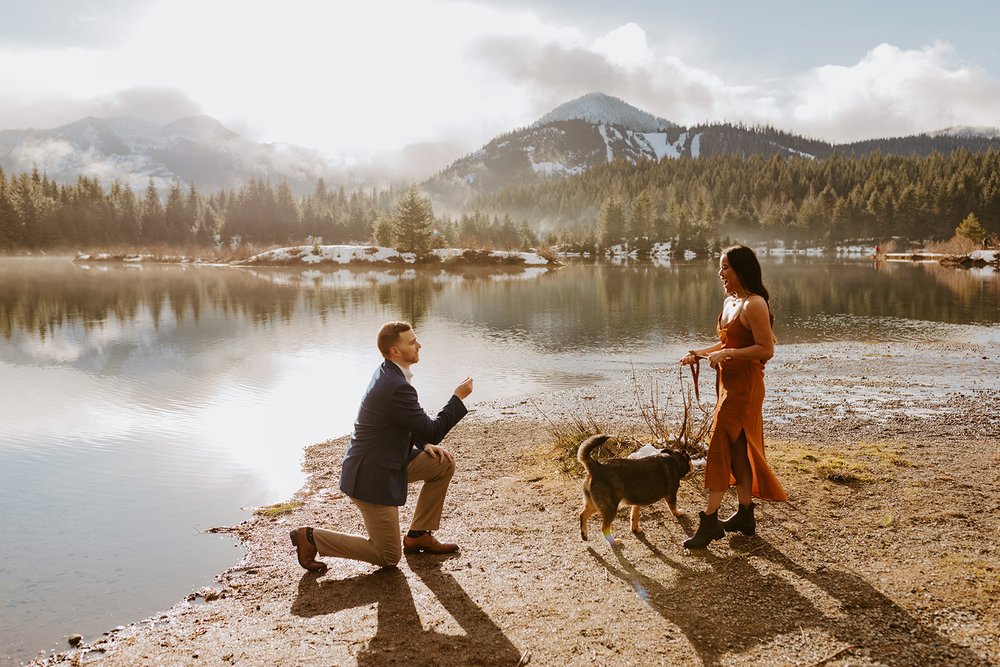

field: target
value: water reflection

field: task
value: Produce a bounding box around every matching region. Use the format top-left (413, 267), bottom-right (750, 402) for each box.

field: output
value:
top-left (0, 256), bottom-right (997, 663)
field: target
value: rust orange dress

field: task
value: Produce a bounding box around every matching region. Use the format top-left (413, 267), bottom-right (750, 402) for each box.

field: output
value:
top-left (703, 311), bottom-right (787, 501)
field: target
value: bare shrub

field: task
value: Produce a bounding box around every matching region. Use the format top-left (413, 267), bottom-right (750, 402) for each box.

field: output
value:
top-left (629, 362), bottom-right (713, 458)
top-left (925, 236), bottom-right (978, 255)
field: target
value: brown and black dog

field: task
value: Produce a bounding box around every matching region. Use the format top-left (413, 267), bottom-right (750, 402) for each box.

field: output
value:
top-left (578, 434), bottom-right (691, 543)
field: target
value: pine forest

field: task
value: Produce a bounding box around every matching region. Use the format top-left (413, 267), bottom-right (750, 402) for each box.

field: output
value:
top-left (2, 147), bottom-right (999, 253)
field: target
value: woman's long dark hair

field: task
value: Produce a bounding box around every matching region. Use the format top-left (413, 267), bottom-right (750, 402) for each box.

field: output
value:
top-left (723, 245), bottom-right (773, 324)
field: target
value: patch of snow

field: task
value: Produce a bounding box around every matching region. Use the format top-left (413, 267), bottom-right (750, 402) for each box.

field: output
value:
top-left (496, 251), bottom-right (550, 266)
top-left (598, 125), bottom-right (615, 162)
top-left (777, 142), bottom-right (815, 159)
top-left (970, 250), bottom-right (999, 263)
top-left (635, 131), bottom-right (680, 159)
top-left (690, 133), bottom-right (702, 158)
top-left (531, 160), bottom-right (584, 176)
top-left (628, 444), bottom-right (661, 459)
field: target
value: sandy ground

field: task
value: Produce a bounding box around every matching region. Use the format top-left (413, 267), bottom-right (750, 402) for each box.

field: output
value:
top-left (32, 338), bottom-right (1000, 667)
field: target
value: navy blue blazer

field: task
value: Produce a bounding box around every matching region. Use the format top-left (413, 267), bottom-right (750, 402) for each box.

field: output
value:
top-left (339, 360), bottom-right (468, 506)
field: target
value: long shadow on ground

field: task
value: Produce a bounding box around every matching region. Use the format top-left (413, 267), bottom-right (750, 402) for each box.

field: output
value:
top-left (291, 556), bottom-right (521, 666)
top-left (588, 536), bottom-right (988, 667)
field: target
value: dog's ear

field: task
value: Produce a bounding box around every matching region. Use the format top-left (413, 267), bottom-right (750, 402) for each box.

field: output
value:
top-left (669, 449), bottom-right (690, 466)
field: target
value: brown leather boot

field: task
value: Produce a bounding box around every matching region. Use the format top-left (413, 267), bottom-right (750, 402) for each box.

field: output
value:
top-left (402, 531), bottom-right (459, 554)
top-left (289, 527), bottom-right (327, 572)
top-left (682, 511), bottom-right (725, 549)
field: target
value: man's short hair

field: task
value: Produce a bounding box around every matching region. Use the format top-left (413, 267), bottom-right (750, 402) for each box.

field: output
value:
top-left (377, 321), bottom-right (412, 357)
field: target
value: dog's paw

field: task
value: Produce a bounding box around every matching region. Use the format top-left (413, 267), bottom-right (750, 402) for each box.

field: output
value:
top-left (631, 527), bottom-right (645, 535)
top-left (672, 510), bottom-right (687, 518)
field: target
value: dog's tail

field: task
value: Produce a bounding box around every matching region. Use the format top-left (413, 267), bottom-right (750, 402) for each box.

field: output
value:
top-left (576, 434), bottom-right (612, 470)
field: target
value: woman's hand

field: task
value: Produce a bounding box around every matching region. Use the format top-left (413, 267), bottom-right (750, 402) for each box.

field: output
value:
top-left (707, 349), bottom-right (735, 365)
top-left (679, 352), bottom-right (697, 366)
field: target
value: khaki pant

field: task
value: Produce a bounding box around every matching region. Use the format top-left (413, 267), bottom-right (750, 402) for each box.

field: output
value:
top-left (312, 451), bottom-right (455, 568)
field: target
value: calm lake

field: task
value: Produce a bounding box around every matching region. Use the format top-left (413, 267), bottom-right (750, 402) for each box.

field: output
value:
top-left (1, 254), bottom-right (998, 663)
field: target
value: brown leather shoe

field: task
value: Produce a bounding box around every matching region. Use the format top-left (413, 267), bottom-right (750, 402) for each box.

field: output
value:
top-left (402, 531), bottom-right (459, 554)
top-left (289, 527), bottom-right (327, 572)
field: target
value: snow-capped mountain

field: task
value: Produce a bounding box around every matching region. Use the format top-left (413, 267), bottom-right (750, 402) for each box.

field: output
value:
top-left (532, 92), bottom-right (676, 132)
top-left (928, 125), bottom-right (1000, 139)
top-left (0, 115), bottom-right (332, 193)
top-left (422, 93), bottom-right (821, 209)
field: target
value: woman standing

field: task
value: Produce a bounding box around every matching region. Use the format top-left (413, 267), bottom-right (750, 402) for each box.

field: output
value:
top-left (679, 245), bottom-right (787, 548)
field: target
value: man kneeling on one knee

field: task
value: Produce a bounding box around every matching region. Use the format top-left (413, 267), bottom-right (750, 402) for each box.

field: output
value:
top-left (290, 321), bottom-right (473, 571)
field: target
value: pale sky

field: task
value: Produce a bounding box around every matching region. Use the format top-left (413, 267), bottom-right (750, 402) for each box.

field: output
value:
top-left (3, 0), bottom-right (1000, 177)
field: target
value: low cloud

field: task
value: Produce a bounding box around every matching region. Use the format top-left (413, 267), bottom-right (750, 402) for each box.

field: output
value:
top-left (9, 139), bottom-right (77, 171)
top-left (91, 87), bottom-right (202, 124)
top-left (788, 42), bottom-right (1000, 141)
top-left (316, 141), bottom-right (470, 189)
top-left (0, 87), bottom-right (201, 132)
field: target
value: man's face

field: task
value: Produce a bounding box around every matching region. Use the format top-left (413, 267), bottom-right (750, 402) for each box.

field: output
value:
top-left (392, 329), bottom-right (421, 365)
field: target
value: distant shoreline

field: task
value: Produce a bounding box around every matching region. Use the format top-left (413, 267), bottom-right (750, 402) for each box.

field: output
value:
top-left (72, 243), bottom-right (999, 270)
top-left (71, 244), bottom-right (559, 269)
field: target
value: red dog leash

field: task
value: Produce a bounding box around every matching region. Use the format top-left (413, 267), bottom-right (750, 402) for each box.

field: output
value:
top-left (687, 351), bottom-right (707, 404)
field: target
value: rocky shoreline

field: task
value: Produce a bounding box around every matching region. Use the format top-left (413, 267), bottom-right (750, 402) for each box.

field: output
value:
top-left (31, 338), bottom-right (1000, 666)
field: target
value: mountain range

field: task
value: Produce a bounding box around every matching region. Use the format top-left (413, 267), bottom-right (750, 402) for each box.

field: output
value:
top-left (0, 115), bottom-right (330, 194)
top-left (2, 92), bottom-right (999, 206)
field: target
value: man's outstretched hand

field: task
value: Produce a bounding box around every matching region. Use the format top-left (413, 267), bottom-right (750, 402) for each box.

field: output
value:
top-left (454, 377), bottom-right (474, 400)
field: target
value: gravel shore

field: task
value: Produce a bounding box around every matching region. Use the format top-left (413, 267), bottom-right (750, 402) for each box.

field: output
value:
top-left (33, 338), bottom-right (1000, 666)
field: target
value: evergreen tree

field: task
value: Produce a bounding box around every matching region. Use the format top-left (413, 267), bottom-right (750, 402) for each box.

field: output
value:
top-left (596, 196), bottom-right (626, 249)
top-left (628, 191), bottom-right (653, 255)
top-left (373, 214), bottom-right (393, 246)
top-left (164, 181), bottom-right (191, 243)
top-left (141, 180), bottom-right (166, 242)
top-left (0, 168), bottom-right (21, 248)
top-left (392, 186), bottom-right (434, 254)
top-left (956, 212), bottom-right (987, 246)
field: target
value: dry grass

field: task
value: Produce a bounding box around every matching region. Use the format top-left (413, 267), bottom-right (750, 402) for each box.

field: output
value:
top-left (769, 440), bottom-right (912, 485)
top-left (936, 554), bottom-right (1000, 601)
top-left (253, 501), bottom-right (303, 518)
